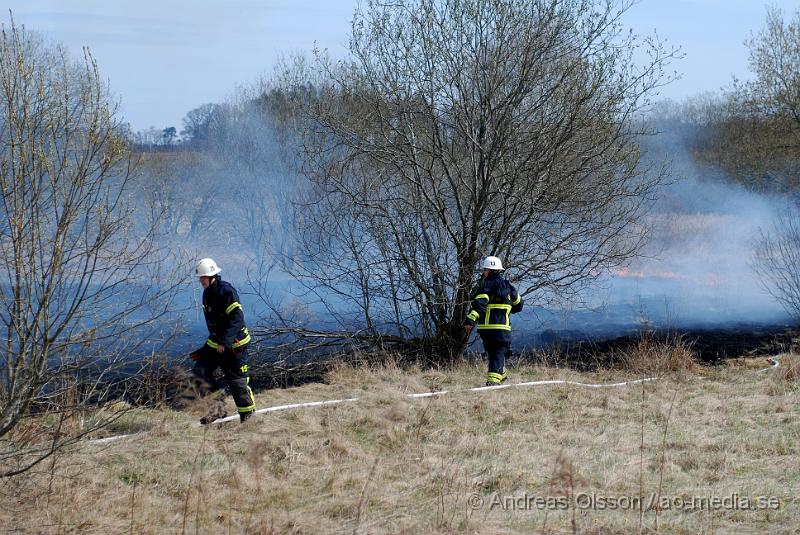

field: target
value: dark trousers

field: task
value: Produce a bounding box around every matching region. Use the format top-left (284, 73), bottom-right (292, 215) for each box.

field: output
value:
top-left (192, 345), bottom-right (255, 414)
top-left (481, 336), bottom-right (511, 374)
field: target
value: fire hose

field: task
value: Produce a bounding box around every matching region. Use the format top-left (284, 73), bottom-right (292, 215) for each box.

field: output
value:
top-left (90, 357), bottom-right (782, 443)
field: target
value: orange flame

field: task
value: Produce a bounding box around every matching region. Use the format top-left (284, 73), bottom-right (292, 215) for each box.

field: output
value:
top-left (613, 268), bottom-right (686, 280)
top-left (613, 268), bottom-right (726, 286)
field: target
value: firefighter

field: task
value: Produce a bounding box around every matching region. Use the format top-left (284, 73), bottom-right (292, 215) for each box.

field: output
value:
top-left (190, 258), bottom-right (256, 424)
top-left (464, 256), bottom-right (524, 386)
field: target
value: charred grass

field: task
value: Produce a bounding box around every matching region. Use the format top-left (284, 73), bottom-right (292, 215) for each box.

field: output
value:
top-left (1, 351), bottom-right (798, 534)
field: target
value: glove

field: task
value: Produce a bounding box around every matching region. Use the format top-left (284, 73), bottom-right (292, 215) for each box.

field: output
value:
top-left (189, 351), bottom-right (200, 361)
top-left (463, 324), bottom-right (474, 336)
top-left (215, 344), bottom-right (226, 354)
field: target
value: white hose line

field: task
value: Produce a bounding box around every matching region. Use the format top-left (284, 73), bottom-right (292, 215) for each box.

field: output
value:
top-left (208, 376), bottom-right (658, 424)
top-left (210, 397), bottom-right (361, 424)
top-left (757, 357), bottom-right (781, 373)
top-left (91, 433), bottom-right (140, 445)
top-left (89, 359), bottom-right (782, 441)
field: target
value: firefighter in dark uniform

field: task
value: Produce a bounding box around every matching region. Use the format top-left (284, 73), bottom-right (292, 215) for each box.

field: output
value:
top-left (190, 257), bottom-right (256, 424)
top-left (464, 256), bottom-right (524, 386)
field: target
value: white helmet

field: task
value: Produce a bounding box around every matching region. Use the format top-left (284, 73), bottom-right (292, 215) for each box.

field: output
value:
top-left (195, 257), bottom-right (221, 277)
top-left (482, 256), bottom-right (504, 271)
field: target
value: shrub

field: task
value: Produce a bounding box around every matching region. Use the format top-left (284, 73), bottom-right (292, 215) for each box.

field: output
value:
top-left (617, 332), bottom-right (699, 375)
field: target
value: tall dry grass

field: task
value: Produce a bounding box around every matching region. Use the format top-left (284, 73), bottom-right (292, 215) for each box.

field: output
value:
top-left (765, 354), bottom-right (800, 397)
top-left (1, 344), bottom-right (796, 534)
top-left (616, 332), bottom-right (699, 375)
top-left (777, 354), bottom-right (800, 384)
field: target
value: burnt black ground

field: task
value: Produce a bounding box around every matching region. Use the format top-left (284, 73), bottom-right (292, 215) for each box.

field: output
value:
top-left (529, 324), bottom-right (799, 370)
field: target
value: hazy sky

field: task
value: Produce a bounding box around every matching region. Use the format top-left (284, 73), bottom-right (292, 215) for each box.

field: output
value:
top-left (2, 1), bottom-right (797, 131)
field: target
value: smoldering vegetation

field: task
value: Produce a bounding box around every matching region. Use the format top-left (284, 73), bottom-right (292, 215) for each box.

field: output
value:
top-left (536, 102), bottom-right (795, 340)
top-left (130, 94), bottom-right (299, 280)
top-left (133, 91), bottom-right (796, 350)
top-left (108, 4), bottom-right (800, 380)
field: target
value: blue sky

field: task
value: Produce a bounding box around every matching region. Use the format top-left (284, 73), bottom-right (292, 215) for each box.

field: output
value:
top-left (2, 1), bottom-right (797, 131)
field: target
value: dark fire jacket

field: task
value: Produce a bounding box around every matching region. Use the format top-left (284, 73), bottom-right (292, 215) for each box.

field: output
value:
top-left (202, 277), bottom-right (250, 350)
top-left (465, 272), bottom-right (523, 341)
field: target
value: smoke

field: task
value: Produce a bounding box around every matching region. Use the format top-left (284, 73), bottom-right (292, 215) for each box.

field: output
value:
top-left (577, 117), bottom-right (792, 332)
top-left (137, 92), bottom-right (795, 352)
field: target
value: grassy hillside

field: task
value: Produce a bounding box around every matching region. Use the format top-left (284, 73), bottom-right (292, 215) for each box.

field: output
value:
top-left (2, 354), bottom-right (798, 534)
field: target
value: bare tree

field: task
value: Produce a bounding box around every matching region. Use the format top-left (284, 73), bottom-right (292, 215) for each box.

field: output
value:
top-left (275, 0), bottom-right (678, 361)
top-left (136, 150), bottom-right (219, 239)
top-left (753, 209), bottom-right (800, 322)
top-left (693, 6), bottom-right (800, 191)
top-left (180, 103), bottom-right (222, 146)
top-left (135, 94), bottom-right (298, 274)
top-left (725, 7), bottom-right (800, 319)
top-left (206, 100), bottom-right (296, 263)
top-left (161, 126), bottom-right (178, 146)
top-left (132, 126), bottom-right (166, 148)
top-left (0, 19), bottom-right (177, 476)
top-left (741, 6), bottom-right (800, 139)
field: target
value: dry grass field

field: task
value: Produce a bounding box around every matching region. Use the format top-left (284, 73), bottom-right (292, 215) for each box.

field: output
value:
top-left (1, 351), bottom-right (798, 534)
